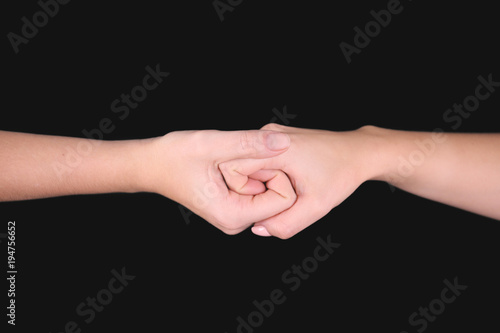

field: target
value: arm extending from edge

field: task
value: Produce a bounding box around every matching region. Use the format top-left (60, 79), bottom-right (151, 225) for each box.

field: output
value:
top-left (0, 130), bottom-right (152, 201)
top-left (220, 124), bottom-right (500, 239)
top-left (368, 126), bottom-right (500, 220)
top-left (0, 129), bottom-right (295, 235)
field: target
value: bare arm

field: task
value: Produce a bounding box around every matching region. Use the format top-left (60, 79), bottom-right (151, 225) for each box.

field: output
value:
top-left (0, 130), bottom-right (151, 201)
top-left (0, 129), bottom-right (295, 234)
top-left (370, 126), bottom-right (500, 220)
top-left (220, 124), bottom-right (500, 239)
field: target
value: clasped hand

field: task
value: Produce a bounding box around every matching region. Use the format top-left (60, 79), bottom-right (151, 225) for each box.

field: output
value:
top-left (1, 123), bottom-right (497, 226)
top-left (154, 123), bottom-right (370, 239)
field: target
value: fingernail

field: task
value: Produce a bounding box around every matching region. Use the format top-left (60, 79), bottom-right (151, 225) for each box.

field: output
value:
top-left (252, 226), bottom-right (272, 237)
top-left (266, 133), bottom-right (290, 151)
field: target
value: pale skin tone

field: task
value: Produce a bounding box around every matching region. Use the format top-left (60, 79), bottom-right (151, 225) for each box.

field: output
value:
top-left (0, 129), bottom-right (296, 234)
top-left (221, 124), bottom-right (500, 238)
top-left (1, 124), bottom-right (499, 238)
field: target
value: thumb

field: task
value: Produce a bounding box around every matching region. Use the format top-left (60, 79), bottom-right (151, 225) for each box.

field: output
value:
top-left (251, 199), bottom-right (319, 239)
top-left (214, 130), bottom-right (290, 161)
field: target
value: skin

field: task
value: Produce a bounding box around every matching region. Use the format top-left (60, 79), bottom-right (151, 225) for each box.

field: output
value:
top-left (0, 129), bottom-right (295, 235)
top-left (1, 124), bottom-right (499, 239)
top-left (220, 123), bottom-right (500, 238)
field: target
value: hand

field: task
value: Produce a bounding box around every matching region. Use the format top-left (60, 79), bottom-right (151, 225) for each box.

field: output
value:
top-left (146, 129), bottom-right (297, 235)
top-left (219, 124), bottom-right (380, 239)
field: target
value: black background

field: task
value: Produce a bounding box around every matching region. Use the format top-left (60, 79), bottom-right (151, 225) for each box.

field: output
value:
top-left (1, 0), bottom-right (499, 332)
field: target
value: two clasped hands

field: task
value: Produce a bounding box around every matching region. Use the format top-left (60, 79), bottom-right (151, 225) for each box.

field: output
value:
top-left (158, 123), bottom-right (360, 239)
top-left (1, 124), bottom-right (499, 236)
top-left (147, 124), bottom-right (500, 238)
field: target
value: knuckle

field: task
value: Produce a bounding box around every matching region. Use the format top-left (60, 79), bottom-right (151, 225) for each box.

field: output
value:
top-left (218, 162), bottom-right (229, 175)
top-left (239, 131), bottom-right (259, 154)
top-left (261, 123), bottom-right (286, 131)
top-left (239, 131), bottom-right (250, 150)
top-left (221, 161), bottom-right (239, 174)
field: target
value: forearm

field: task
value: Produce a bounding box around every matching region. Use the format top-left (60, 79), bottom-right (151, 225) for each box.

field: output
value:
top-left (0, 131), bottom-right (157, 201)
top-left (363, 126), bottom-right (500, 220)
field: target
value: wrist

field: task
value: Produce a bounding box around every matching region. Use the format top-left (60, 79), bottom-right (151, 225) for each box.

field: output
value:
top-left (95, 136), bottom-right (165, 195)
top-left (130, 135), bottom-right (171, 195)
top-left (352, 125), bottom-right (395, 183)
